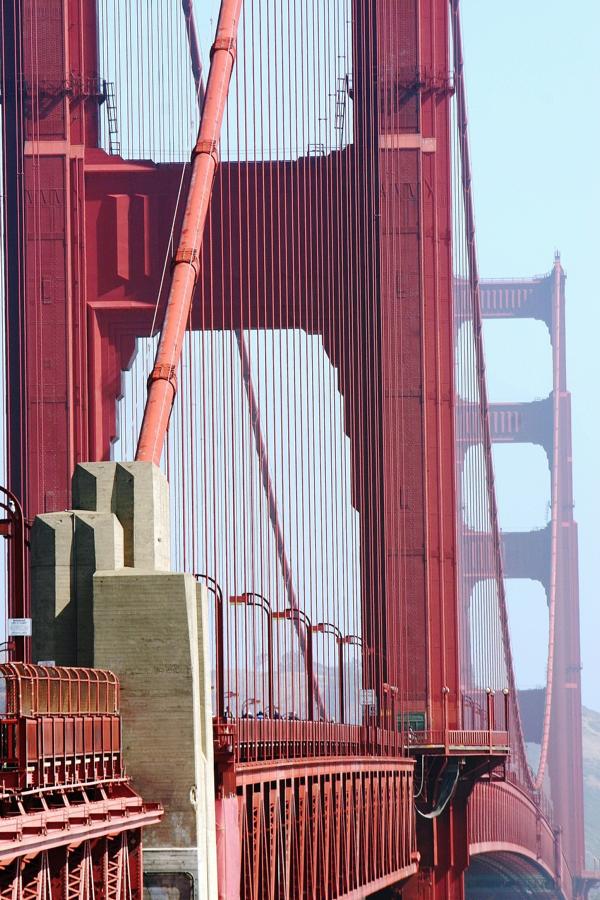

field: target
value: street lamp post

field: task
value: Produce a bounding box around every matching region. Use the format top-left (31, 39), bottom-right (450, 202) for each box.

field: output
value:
top-left (230, 592), bottom-right (274, 716)
top-left (341, 635), bottom-right (381, 729)
top-left (311, 622), bottom-right (345, 724)
top-left (272, 608), bottom-right (314, 721)
top-left (195, 574), bottom-right (225, 720)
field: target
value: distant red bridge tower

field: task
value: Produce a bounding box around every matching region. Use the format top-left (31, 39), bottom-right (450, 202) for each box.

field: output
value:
top-left (480, 257), bottom-right (585, 877)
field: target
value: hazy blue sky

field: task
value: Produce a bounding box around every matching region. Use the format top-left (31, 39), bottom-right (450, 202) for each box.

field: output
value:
top-left (460, 1), bottom-right (600, 708)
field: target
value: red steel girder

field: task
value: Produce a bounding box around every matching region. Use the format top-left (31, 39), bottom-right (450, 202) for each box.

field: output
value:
top-left (0, 790), bottom-right (160, 865)
top-left (0, 832), bottom-right (146, 900)
top-left (0, 781), bottom-right (162, 868)
top-left (235, 758), bottom-right (418, 900)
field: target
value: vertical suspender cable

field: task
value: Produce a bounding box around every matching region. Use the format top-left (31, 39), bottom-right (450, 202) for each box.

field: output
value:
top-left (136, 0), bottom-right (243, 465)
top-left (451, 0), bottom-right (533, 788)
top-left (175, 1), bottom-right (327, 720)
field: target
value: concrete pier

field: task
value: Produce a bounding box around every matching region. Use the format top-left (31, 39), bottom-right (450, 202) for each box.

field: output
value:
top-left (30, 462), bottom-right (218, 900)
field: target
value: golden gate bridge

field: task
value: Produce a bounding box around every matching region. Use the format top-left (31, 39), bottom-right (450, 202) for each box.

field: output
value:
top-left (0, 0), bottom-right (593, 897)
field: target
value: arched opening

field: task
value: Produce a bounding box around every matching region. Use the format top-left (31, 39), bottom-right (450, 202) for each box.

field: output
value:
top-left (505, 579), bottom-right (549, 776)
top-left (492, 443), bottom-right (550, 532)
top-left (466, 851), bottom-right (558, 898)
top-left (482, 318), bottom-right (552, 403)
top-left (505, 579), bottom-right (549, 692)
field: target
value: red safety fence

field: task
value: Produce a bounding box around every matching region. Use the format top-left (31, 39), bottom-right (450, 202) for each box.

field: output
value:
top-left (0, 664), bottom-right (122, 792)
top-left (0, 663), bottom-right (119, 716)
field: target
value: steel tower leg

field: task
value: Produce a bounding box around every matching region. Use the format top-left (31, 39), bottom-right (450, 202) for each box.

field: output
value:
top-left (0, 0), bottom-right (100, 518)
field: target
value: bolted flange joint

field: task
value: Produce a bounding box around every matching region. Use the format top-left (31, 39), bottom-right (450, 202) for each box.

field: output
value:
top-left (210, 35), bottom-right (237, 64)
top-left (170, 247), bottom-right (201, 281)
top-left (191, 138), bottom-right (219, 168)
top-left (147, 363), bottom-right (178, 394)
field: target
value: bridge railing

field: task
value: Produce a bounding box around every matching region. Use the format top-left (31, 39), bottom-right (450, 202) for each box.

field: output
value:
top-left (410, 729), bottom-right (509, 754)
top-left (0, 664), bottom-right (122, 792)
top-left (202, 577), bottom-right (512, 768)
top-left (220, 719), bottom-right (440, 764)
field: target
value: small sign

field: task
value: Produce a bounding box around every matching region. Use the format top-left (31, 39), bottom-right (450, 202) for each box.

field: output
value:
top-left (360, 688), bottom-right (377, 712)
top-left (37, 660), bottom-right (56, 667)
top-left (398, 711), bottom-right (427, 733)
top-left (8, 618), bottom-right (32, 637)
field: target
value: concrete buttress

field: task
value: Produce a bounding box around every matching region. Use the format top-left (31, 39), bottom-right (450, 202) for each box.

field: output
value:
top-left (30, 461), bottom-right (219, 900)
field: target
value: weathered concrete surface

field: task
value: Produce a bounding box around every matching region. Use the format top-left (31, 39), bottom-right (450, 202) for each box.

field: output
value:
top-left (30, 461), bottom-right (219, 900)
top-left (92, 571), bottom-right (217, 898)
top-left (31, 510), bottom-right (123, 665)
top-left (72, 461), bottom-right (170, 570)
top-left (31, 513), bottom-right (76, 665)
top-left (74, 512), bottom-right (124, 666)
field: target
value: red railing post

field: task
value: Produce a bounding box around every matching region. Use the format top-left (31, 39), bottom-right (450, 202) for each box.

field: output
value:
top-left (195, 575), bottom-right (225, 721)
top-left (442, 686), bottom-right (450, 754)
top-left (503, 688), bottom-right (510, 738)
top-left (486, 688), bottom-right (495, 754)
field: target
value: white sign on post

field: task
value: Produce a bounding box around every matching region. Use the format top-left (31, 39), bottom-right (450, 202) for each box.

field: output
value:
top-left (360, 688), bottom-right (377, 712)
top-left (8, 618), bottom-right (32, 637)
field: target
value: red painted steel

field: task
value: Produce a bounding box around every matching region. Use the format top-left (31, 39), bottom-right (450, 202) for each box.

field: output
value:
top-left (0, 663), bottom-right (121, 790)
top-left (135, 0), bottom-right (242, 465)
top-left (469, 778), bottom-right (572, 900)
top-left (475, 262), bottom-right (586, 881)
top-left (372, 0), bottom-right (461, 737)
top-left (0, 664), bottom-right (161, 899)
top-left (237, 759), bottom-right (418, 900)
top-left (1, 0), bottom-right (100, 518)
top-left (0, 0), bottom-right (587, 898)
top-left (0, 793), bottom-right (159, 864)
top-left (0, 831), bottom-right (151, 900)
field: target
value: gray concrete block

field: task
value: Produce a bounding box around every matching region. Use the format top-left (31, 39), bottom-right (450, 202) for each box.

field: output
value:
top-left (31, 461), bottom-right (218, 898)
top-left (71, 461), bottom-right (170, 570)
top-left (72, 462), bottom-right (119, 513)
top-left (92, 571), bottom-right (217, 900)
top-left (115, 462), bottom-right (170, 570)
top-left (31, 513), bottom-right (76, 665)
top-left (73, 512), bottom-right (124, 666)
top-left (30, 510), bottom-right (125, 667)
